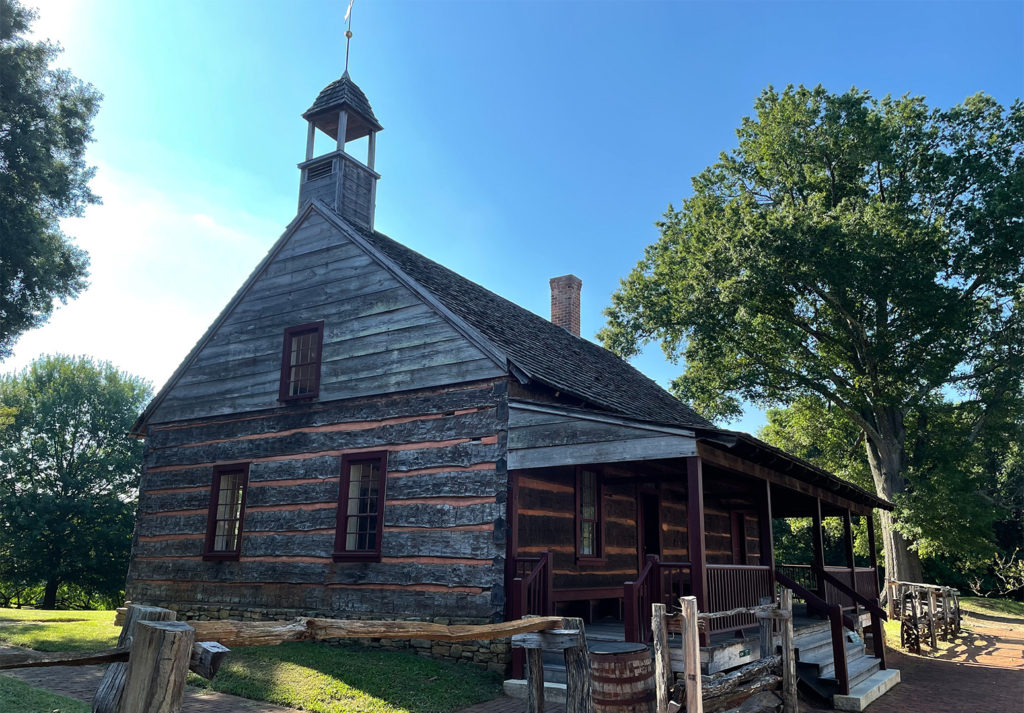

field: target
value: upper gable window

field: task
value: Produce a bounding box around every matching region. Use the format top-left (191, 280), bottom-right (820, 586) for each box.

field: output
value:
top-left (279, 321), bottom-right (324, 401)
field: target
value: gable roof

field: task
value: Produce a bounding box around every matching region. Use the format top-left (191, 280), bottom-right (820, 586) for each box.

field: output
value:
top-left (342, 222), bottom-right (714, 430)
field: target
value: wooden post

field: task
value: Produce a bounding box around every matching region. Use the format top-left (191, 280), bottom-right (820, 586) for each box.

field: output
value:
top-left (525, 648), bottom-right (545, 713)
top-left (651, 604), bottom-right (670, 713)
top-left (305, 121), bottom-right (315, 161)
top-left (93, 605), bottom-right (177, 713)
top-left (843, 510), bottom-right (856, 605)
top-left (779, 589), bottom-right (798, 713)
top-left (871, 598), bottom-right (887, 670)
top-left (336, 110), bottom-right (348, 153)
top-left (367, 131), bottom-right (377, 170)
top-left (757, 596), bottom-right (773, 659)
top-left (686, 457), bottom-right (708, 644)
top-left (120, 620), bottom-right (195, 713)
top-left (927, 588), bottom-right (938, 649)
top-left (942, 587), bottom-right (952, 640)
top-left (561, 617), bottom-right (592, 713)
top-left (867, 516), bottom-right (879, 597)
top-left (811, 499), bottom-right (825, 600)
top-left (886, 581), bottom-right (898, 620)
top-left (758, 481), bottom-right (775, 589)
top-left (828, 604), bottom-right (849, 696)
top-left (679, 596), bottom-right (703, 713)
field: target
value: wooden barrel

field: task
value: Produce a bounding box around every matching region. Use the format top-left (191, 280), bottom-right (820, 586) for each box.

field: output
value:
top-left (589, 642), bottom-right (656, 713)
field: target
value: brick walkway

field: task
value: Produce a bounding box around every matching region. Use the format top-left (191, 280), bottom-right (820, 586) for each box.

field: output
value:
top-left (0, 646), bottom-right (301, 713)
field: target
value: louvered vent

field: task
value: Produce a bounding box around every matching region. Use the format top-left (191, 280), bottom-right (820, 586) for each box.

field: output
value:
top-left (306, 159), bottom-right (334, 181)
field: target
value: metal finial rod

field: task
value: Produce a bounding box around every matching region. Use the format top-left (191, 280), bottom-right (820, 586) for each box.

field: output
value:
top-left (344, 0), bottom-right (355, 73)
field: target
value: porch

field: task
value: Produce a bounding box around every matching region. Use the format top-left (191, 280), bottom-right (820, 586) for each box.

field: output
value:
top-left (504, 400), bottom-right (893, 704)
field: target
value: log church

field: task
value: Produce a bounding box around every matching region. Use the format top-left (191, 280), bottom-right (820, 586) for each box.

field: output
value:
top-left (126, 72), bottom-right (899, 704)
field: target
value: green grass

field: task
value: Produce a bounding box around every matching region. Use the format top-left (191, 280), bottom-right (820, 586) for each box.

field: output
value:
top-left (0, 609), bottom-right (119, 652)
top-left (188, 642), bottom-right (503, 713)
top-left (958, 596), bottom-right (1024, 618)
top-left (0, 674), bottom-right (90, 713)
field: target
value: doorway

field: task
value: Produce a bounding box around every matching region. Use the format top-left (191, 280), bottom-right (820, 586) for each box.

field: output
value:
top-left (639, 492), bottom-right (661, 559)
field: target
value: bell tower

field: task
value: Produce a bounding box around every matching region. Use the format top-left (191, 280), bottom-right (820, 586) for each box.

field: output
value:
top-left (298, 71), bottom-right (382, 229)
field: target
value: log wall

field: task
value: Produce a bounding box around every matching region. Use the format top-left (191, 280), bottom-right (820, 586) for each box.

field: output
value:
top-left (127, 380), bottom-right (510, 621)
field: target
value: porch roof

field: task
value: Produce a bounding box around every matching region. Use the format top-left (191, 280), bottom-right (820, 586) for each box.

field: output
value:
top-left (696, 427), bottom-right (893, 512)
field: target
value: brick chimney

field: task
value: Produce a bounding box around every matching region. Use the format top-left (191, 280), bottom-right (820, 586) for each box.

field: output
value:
top-left (549, 274), bottom-right (582, 336)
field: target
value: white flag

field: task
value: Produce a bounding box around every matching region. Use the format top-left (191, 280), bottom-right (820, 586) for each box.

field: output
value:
top-left (344, 0), bottom-right (354, 23)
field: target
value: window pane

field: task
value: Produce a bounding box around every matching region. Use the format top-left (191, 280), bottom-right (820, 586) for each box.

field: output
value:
top-left (343, 461), bottom-right (381, 552)
top-left (581, 522), bottom-right (594, 556)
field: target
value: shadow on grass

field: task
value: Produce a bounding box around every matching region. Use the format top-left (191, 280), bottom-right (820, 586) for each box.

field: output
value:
top-left (207, 642), bottom-right (504, 713)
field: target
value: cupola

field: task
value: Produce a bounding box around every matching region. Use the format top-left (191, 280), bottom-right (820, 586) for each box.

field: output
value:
top-left (298, 71), bottom-right (382, 229)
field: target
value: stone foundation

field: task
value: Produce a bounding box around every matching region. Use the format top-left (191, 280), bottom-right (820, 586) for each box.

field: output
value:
top-left (149, 602), bottom-right (512, 674)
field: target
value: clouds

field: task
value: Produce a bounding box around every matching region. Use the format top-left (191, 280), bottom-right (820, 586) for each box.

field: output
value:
top-left (3, 163), bottom-right (281, 393)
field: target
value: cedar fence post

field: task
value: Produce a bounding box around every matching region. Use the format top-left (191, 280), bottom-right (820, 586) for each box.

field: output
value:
top-left (561, 617), bottom-right (593, 713)
top-left (757, 596), bottom-right (773, 660)
top-left (927, 589), bottom-right (938, 649)
top-left (779, 589), bottom-right (798, 713)
top-left (93, 605), bottom-right (177, 713)
top-left (679, 596), bottom-right (702, 713)
top-left (525, 648), bottom-right (545, 713)
top-left (120, 620), bottom-right (195, 713)
top-left (651, 603), bottom-right (671, 713)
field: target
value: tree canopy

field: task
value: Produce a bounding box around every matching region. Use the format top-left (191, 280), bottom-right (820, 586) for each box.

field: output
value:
top-left (600, 85), bottom-right (1023, 582)
top-left (0, 0), bottom-right (100, 359)
top-left (0, 355), bottom-right (150, 608)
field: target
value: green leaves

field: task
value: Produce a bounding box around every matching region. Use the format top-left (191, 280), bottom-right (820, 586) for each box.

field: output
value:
top-left (0, 0), bottom-right (101, 358)
top-left (0, 355), bottom-right (151, 606)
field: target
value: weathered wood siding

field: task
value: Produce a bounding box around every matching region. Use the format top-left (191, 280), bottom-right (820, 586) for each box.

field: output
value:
top-left (513, 465), bottom-right (691, 598)
top-left (127, 381), bottom-right (509, 620)
top-left (147, 211), bottom-right (504, 425)
top-left (507, 403), bottom-right (697, 470)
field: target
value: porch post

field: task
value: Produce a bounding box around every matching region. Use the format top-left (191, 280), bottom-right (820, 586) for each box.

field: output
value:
top-left (686, 456), bottom-right (708, 635)
top-left (812, 498), bottom-right (825, 599)
top-left (844, 509), bottom-right (856, 602)
top-left (867, 513), bottom-right (879, 597)
top-left (758, 481), bottom-right (775, 588)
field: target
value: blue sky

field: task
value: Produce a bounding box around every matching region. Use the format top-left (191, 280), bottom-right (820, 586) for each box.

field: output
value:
top-left (9, 0), bottom-right (1023, 435)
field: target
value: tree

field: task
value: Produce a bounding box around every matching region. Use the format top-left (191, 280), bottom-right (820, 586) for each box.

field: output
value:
top-left (0, 355), bottom-right (150, 608)
top-left (0, 0), bottom-right (101, 359)
top-left (600, 85), bottom-right (1024, 583)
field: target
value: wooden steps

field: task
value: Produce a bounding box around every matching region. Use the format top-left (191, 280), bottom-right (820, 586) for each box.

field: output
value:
top-left (792, 622), bottom-right (899, 709)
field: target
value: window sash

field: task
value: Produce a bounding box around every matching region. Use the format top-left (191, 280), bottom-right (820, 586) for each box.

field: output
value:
top-left (335, 453), bottom-right (387, 560)
top-left (279, 322), bottom-right (324, 401)
top-left (205, 465), bottom-right (248, 558)
top-left (577, 468), bottom-right (601, 558)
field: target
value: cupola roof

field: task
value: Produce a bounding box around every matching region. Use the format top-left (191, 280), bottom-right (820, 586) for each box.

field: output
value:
top-left (303, 71), bottom-right (383, 143)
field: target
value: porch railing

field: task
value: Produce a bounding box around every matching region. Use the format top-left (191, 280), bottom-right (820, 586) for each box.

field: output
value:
top-left (706, 564), bottom-right (774, 636)
top-left (776, 563), bottom-right (817, 592)
top-left (624, 557), bottom-right (692, 642)
top-left (510, 551), bottom-right (552, 619)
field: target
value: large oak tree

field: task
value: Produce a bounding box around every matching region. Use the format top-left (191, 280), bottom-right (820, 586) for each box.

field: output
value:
top-left (0, 356), bottom-right (149, 608)
top-left (0, 0), bottom-right (100, 359)
top-left (600, 86), bottom-right (1023, 582)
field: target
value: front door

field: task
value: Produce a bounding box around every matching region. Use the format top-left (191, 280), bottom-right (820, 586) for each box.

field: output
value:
top-left (639, 492), bottom-right (661, 559)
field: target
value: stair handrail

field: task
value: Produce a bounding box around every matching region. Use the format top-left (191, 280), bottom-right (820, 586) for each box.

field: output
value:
top-left (520, 550), bottom-right (552, 616)
top-left (776, 570), bottom-right (850, 696)
top-left (820, 569), bottom-right (888, 669)
top-left (624, 554), bottom-right (660, 642)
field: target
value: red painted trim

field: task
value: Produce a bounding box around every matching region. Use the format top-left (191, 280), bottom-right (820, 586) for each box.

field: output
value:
top-left (333, 450), bottom-right (387, 562)
top-left (551, 586), bottom-right (623, 601)
top-left (203, 462), bottom-right (250, 561)
top-left (278, 321), bottom-right (324, 402)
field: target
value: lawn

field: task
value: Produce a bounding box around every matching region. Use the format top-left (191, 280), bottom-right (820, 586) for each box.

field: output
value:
top-left (958, 596), bottom-right (1024, 618)
top-left (0, 608), bottom-right (503, 713)
top-left (0, 674), bottom-right (90, 713)
top-left (0, 608), bottom-right (119, 652)
top-left (189, 642), bottom-right (504, 713)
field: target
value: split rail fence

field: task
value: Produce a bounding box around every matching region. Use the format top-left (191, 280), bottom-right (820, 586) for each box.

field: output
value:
top-left (885, 580), bottom-right (961, 654)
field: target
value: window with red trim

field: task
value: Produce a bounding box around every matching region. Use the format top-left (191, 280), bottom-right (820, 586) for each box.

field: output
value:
top-left (279, 321), bottom-right (324, 401)
top-left (204, 464), bottom-right (249, 560)
top-left (334, 452), bottom-right (387, 561)
top-left (576, 468), bottom-right (602, 559)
